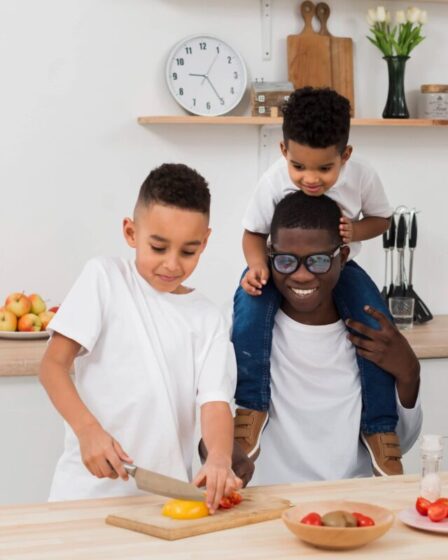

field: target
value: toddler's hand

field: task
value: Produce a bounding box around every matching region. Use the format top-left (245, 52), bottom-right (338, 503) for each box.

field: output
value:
top-left (193, 457), bottom-right (242, 514)
top-left (339, 216), bottom-right (353, 244)
top-left (241, 265), bottom-right (270, 295)
top-left (77, 422), bottom-right (133, 481)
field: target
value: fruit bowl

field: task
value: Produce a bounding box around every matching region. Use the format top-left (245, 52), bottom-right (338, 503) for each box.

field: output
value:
top-left (282, 500), bottom-right (394, 550)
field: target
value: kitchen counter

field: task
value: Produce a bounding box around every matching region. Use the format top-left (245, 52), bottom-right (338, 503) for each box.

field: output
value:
top-left (1, 315), bottom-right (447, 377)
top-left (1, 473), bottom-right (447, 559)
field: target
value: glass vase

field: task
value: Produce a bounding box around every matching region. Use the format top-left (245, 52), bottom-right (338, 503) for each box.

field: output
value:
top-left (382, 56), bottom-right (410, 119)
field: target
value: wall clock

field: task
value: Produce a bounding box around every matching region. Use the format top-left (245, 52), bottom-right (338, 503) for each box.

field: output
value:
top-left (166, 35), bottom-right (247, 117)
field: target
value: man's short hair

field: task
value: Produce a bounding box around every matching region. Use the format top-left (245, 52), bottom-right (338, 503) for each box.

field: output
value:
top-left (282, 87), bottom-right (351, 153)
top-left (271, 191), bottom-right (342, 245)
top-left (136, 163), bottom-right (210, 215)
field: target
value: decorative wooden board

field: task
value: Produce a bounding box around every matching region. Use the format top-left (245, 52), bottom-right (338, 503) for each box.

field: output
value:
top-left (287, 1), bottom-right (332, 90)
top-left (106, 492), bottom-right (291, 540)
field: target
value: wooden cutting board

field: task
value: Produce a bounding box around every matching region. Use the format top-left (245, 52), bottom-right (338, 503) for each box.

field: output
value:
top-left (316, 2), bottom-right (355, 114)
top-left (106, 491), bottom-right (291, 540)
top-left (287, 1), bottom-right (332, 90)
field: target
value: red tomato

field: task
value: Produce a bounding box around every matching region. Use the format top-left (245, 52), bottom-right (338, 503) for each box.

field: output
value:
top-left (415, 496), bottom-right (431, 516)
top-left (219, 497), bottom-right (234, 509)
top-left (433, 498), bottom-right (448, 511)
top-left (300, 512), bottom-right (322, 526)
top-left (352, 512), bottom-right (375, 527)
top-left (428, 502), bottom-right (448, 522)
top-left (228, 491), bottom-right (243, 506)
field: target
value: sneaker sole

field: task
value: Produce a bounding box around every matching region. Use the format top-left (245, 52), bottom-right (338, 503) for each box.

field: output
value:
top-left (360, 433), bottom-right (401, 477)
top-left (246, 414), bottom-right (270, 460)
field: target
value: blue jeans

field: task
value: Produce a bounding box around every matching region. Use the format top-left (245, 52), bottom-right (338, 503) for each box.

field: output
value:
top-left (232, 261), bottom-right (398, 434)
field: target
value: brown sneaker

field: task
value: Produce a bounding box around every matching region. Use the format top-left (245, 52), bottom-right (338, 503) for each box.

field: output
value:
top-left (234, 409), bottom-right (269, 461)
top-left (361, 432), bottom-right (404, 476)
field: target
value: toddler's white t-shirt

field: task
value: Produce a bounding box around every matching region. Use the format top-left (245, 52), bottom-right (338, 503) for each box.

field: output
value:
top-left (243, 155), bottom-right (393, 259)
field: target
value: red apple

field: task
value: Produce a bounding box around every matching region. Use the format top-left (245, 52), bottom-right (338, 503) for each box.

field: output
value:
top-left (49, 306), bottom-right (59, 314)
top-left (29, 293), bottom-right (46, 315)
top-left (39, 311), bottom-right (55, 330)
top-left (5, 293), bottom-right (32, 318)
top-left (0, 307), bottom-right (18, 331)
top-left (17, 313), bottom-right (42, 332)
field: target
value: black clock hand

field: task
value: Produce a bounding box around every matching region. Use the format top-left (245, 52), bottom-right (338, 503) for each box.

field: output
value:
top-left (189, 73), bottom-right (206, 78)
top-left (201, 53), bottom-right (220, 85)
top-left (204, 76), bottom-right (224, 103)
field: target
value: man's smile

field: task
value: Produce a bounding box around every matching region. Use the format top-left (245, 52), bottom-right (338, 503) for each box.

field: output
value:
top-left (289, 286), bottom-right (318, 298)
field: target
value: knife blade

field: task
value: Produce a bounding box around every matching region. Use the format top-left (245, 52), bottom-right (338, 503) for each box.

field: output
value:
top-left (123, 464), bottom-right (205, 502)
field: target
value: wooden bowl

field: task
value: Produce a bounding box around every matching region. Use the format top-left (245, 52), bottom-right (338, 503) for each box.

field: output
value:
top-left (282, 500), bottom-right (394, 550)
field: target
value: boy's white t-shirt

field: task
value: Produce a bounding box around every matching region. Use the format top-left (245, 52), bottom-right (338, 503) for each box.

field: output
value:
top-left (47, 256), bottom-right (236, 501)
top-left (252, 310), bottom-right (422, 485)
top-left (243, 155), bottom-right (393, 259)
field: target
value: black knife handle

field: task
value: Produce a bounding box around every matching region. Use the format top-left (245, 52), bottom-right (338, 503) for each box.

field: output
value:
top-left (396, 214), bottom-right (406, 249)
top-left (409, 212), bottom-right (417, 249)
top-left (389, 215), bottom-right (396, 248)
top-left (382, 231), bottom-right (389, 249)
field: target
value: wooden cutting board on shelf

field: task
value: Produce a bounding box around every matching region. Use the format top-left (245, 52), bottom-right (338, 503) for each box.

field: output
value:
top-left (287, 1), bottom-right (332, 90)
top-left (106, 491), bottom-right (291, 541)
top-left (316, 2), bottom-right (355, 114)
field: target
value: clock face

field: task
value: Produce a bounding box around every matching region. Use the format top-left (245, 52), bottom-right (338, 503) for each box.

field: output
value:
top-left (166, 35), bottom-right (247, 117)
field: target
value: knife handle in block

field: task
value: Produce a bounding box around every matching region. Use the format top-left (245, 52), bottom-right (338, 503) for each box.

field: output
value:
top-left (396, 214), bottom-right (407, 249)
top-left (409, 212), bottom-right (417, 249)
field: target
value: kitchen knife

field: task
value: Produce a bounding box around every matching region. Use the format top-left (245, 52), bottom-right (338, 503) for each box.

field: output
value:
top-left (123, 464), bottom-right (205, 502)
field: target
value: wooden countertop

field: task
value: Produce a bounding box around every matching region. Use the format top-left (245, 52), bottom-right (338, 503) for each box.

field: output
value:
top-left (1, 473), bottom-right (447, 559)
top-left (1, 315), bottom-right (447, 377)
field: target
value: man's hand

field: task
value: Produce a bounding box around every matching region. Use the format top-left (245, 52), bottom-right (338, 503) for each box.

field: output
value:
top-left (241, 265), bottom-right (270, 295)
top-left (193, 456), bottom-right (242, 514)
top-left (77, 422), bottom-right (133, 480)
top-left (339, 216), bottom-right (354, 244)
top-left (346, 306), bottom-right (420, 408)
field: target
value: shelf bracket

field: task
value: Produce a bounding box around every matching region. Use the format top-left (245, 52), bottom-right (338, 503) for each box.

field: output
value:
top-left (261, 0), bottom-right (272, 60)
top-left (258, 125), bottom-right (271, 177)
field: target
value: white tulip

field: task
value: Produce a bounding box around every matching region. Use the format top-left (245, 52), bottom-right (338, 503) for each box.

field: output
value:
top-left (419, 10), bottom-right (428, 24)
top-left (407, 7), bottom-right (421, 24)
top-left (395, 10), bottom-right (406, 24)
top-left (376, 6), bottom-right (387, 22)
top-left (368, 8), bottom-right (377, 24)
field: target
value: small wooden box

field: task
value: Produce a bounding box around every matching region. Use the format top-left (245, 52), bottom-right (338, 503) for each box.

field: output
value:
top-left (251, 81), bottom-right (294, 117)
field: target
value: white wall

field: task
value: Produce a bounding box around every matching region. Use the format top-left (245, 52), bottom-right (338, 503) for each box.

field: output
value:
top-left (1, 0), bottom-right (448, 504)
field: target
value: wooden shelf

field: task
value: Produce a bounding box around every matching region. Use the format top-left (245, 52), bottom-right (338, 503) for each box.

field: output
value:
top-left (138, 116), bottom-right (448, 127)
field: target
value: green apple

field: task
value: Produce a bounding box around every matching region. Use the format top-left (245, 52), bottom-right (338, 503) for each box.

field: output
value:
top-left (17, 313), bottom-right (42, 332)
top-left (0, 307), bottom-right (18, 331)
top-left (5, 292), bottom-right (31, 317)
top-left (39, 311), bottom-right (55, 330)
top-left (29, 293), bottom-right (46, 315)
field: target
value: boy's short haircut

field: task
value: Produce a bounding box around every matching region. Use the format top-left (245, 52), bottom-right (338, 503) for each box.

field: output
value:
top-left (271, 191), bottom-right (341, 245)
top-left (282, 87), bottom-right (351, 154)
top-left (136, 163), bottom-right (210, 215)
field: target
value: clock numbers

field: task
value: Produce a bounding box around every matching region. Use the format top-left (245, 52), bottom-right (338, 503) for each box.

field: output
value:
top-left (216, 46), bottom-right (220, 53)
top-left (199, 42), bottom-right (207, 50)
top-left (227, 56), bottom-right (232, 64)
top-left (234, 72), bottom-right (238, 79)
top-left (230, 87), bottom-right (235, 94)
top-left (185, 47), bottom-right (192, 55)
top-left (172, 73), bottom-right (178, 80)
top-left (176, 58), bottom-right (184, 66)
top-left (179, 88), bottom-right (184, 96)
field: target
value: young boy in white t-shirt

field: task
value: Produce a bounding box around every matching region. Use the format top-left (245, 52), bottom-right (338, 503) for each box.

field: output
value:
top-left (232, 87), bottom-right (401, 477)
top-left (40, 163), bottom-right (241, 512)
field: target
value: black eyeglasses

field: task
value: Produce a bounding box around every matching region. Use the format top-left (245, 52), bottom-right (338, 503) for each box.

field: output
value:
top-left (269, 244), bottom-right (343, 275)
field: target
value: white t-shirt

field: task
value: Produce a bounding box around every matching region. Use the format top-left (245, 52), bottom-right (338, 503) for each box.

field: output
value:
top-left (243, 155), bottom-right (393, 259)
top-left (47, 257), bottom-right (236, 501)
top-left (252, 310), bottom-right (422, 485)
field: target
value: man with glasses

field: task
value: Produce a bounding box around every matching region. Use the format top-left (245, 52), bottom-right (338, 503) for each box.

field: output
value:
top-left (246, 191), bottom-right (422, 485)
